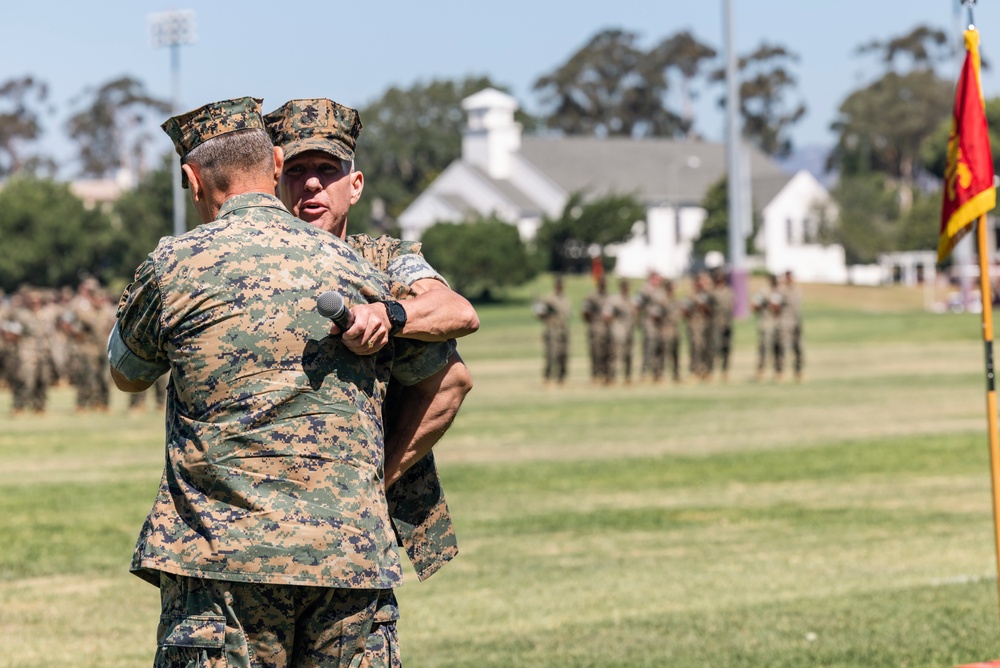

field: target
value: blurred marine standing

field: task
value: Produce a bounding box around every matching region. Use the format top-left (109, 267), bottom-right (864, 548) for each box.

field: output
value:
top-left (534, 276), bottom-right (570, 385)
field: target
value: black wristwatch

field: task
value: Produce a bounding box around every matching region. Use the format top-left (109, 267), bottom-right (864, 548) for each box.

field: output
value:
top-left (384, 300), bottom-right (407, 336)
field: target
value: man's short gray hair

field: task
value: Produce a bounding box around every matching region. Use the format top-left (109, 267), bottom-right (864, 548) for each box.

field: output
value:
top-left (184, 128), bottom-right (274, 192)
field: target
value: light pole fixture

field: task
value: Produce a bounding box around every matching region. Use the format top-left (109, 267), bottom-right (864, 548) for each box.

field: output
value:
top-left (150, 10), bottom-right (197, 238)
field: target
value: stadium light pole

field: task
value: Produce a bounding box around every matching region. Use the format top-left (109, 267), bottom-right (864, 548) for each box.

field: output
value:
top-left (723, 0), bottom-right (750, 317)
top-left (150, 10), bottom-right (196, 238)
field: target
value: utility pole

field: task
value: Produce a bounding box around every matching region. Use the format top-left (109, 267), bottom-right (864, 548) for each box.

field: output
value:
top-left (724, 0), bottom-right (750, 317)
top-left (150, 10), bottom-right (196, 238)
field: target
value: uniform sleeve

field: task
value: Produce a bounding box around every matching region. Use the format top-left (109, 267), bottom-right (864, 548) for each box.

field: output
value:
top-left (386, 253), bottom-right (447, 288)
top-left (390, 338), bottom-right (457, 387)
top-left (107, 256), bottom-right (170, 382)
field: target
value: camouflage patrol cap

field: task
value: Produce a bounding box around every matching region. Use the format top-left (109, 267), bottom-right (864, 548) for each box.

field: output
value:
top-left (161, 96), bottom-right (266, 187)
top-left (264, 98), bottom-right (363, 163)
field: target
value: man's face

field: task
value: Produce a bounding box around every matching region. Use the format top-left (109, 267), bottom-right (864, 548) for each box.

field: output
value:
top-left (277, 151), bottom-right (363, 238)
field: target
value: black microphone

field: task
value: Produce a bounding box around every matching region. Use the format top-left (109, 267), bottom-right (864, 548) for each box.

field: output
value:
top-left (316, 290), bottom-right (354, 331)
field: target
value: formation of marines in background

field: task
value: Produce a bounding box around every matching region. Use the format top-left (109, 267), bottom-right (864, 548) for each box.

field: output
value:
top-left (535, 269), bottom-right (803, 385)
top-left (0, 279), bottom-right (164, 414)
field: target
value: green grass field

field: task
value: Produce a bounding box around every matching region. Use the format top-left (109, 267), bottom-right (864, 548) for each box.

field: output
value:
top-left (3, 275), bottom-right (1000, 667)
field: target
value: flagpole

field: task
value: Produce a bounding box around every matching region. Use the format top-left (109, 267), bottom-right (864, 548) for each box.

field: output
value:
top-left (975, 213), bottom-right (1000, 611)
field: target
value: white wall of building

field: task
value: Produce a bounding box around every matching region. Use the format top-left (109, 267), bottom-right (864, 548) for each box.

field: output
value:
top-left (613, 205), bottom-right (707, 279)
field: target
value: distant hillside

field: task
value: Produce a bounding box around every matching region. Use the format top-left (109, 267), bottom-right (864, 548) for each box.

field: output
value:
top-left (777, 144), bottom-right (836, 188)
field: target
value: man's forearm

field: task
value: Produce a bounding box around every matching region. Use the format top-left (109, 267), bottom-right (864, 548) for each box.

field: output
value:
top-left (397, 279), bottom-right (479, 342)
top-left (384, 352), bottom-right (472, 487)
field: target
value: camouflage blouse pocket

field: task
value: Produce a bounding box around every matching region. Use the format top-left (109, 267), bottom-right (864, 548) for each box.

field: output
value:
top-left (154, 614), bottom-right (227, 668)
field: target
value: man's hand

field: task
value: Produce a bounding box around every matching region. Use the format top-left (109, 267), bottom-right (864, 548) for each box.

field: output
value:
top-left (331, 303), bottom-right (391, 355)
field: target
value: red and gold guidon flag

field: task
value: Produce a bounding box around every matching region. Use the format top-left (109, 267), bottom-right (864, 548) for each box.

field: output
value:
top-left (939, 28), bottom-right (996, 263)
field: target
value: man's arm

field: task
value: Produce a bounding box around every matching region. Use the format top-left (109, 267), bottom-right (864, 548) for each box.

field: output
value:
top-left (397, 278), bottom-right (479, 342)
top-left (383, 351), bottom-right (472, 488)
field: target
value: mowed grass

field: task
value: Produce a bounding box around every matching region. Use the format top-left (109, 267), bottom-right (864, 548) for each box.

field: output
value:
top-left (2, 275), bottom-right (1000, 666)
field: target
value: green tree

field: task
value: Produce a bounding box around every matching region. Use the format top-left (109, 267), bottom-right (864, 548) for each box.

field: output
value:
top-left (106, 154), bottom-right (201, 280)
top-left (533, 28), bottom-right (683, 138)
top-left (828, 24), bottom-right (954, 206)
top-left (712, 43), bottom-right (806, 157)
top-left (820, 174), bottom-right (899, 265)
top-left (692, 177), bottom-right (761, 259)
top-left (66, 76), bottom-right (170, 178)
top-left (0, 176), bottom-right (115, 291)
top-left (535, 192), bottom-right (647, 273)
top-left (0, 76), bottom-right (52, 177)
top-left (354, 75), bottom-right (532, 236)
top-left (419, 217), bottom-right (538, 299)
top-left (650, 30), bottom-right (717, 137)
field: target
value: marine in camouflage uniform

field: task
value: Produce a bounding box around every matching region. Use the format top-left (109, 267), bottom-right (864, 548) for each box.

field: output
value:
top-left (635, 272), bottom-right (667, 382)
top-left (582, 276), bottom-right (611, 384)
top-left (64, 279), bottom-right (113, 411)
top-left (605, 278), bottom-right (636, 384)
top-left (779, 270), bottom-right (804, 380)
top-left (8, 289), bottom-right (54, 413)
top-left (109, 97), bottom-right (456, 668)
top-left (268, 98), bottom-right (477, 667)
top-left (683, 272), bottom-right (714, 381)
top-left (709, 270), bottom-right (734, 381)
top-left (661, 279), bottom-right (683, 383)
top-left (752, 274), bottom-right (785, 381)
top-left (533, 276), bottom-right (570, 384)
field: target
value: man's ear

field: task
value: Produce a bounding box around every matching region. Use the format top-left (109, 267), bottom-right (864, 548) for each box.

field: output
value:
top-left (350, 169), bottom-right (364, 205)
top-left (182, 164), bottom-right (202, 201)
top-left (272, 146), bottom-right (284, 189)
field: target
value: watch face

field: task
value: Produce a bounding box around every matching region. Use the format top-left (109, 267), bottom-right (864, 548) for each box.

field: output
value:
top-left (387, 301), bottom-right (407, 332)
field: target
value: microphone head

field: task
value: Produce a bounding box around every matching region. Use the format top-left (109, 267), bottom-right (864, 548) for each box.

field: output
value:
top-left (316, 290), bottom-right (345, 319)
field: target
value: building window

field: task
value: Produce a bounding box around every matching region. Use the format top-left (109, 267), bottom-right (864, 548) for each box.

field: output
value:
top-left (786, 217), bottom-right (794, 245)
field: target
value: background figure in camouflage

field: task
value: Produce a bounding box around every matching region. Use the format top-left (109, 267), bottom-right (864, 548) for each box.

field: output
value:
top-left (533, 276), bottom-right (570, 385)
top-left (8, 289), bottom-right (54, 414)
top-left (582, 276), bottom-right (611, 384)
top-left (780, 270), bottom-right (804, 380)
top-left (109, 97), bottom-right (461, 668)
top-left (752, 274), bottom-right (786, 381)
top-left (661, 279), bottom-right (683, 383)
top-left (605, 278), bottom-right (636, 384)
top-left (268, 97), bottom-right (476, 667)
top-left (64, 279), bottom-right (113, 412)
top-left (635, 272), bottom-right (668, 382)
top-left (683, 272), bottom-right (714, 381)
top-left (709, 269), bottom-right (734, 382)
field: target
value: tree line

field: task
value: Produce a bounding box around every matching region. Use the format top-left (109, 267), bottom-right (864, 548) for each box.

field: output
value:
top-left (0, 24), bottom-right (978, 296)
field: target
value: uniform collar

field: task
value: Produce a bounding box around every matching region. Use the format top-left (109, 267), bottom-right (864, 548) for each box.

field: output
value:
top-left (217, 192), bottom-right (288, 219)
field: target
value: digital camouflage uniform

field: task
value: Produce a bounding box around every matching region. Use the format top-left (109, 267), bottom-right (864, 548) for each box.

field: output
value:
top-left (110, 98), bottom-right (453, 668)
top-left (604, 290), bottom-right (635, 383)
top-left (8, 293), bottom-right (54, 413)
top-left (779, 281), bottom-right (804, 377)
top-left (266, 99), bottom-right (466, 667)
top-left (534, 290), bottom-right (570, 383)
top-left (709, 281), bottom-right (734, 378)
top-left (582, 288), bottom-right (611, 383)
top-left (752, 288), bottom-right (784, 377)
top-left (635, 283), bottom-right (668, 381)
top-left (65, 283), bottom-right (113, 410)
top-left (683, 290), bottom-right (713, 380)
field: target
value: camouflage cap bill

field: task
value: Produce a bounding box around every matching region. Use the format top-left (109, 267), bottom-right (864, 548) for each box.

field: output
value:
top-left (264, 98), bottom-right (363, 163)
top-left (161, 96), bottom-right (266, 187)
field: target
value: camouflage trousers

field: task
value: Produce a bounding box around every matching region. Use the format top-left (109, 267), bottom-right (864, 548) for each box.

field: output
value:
top-left (688, 325), bottom-right (711, 378)
top-left (642, 328), bottom-right (666, 381)
top-left (608, 332), bottom-right (633, 382)
top-left (588, 329), bottom-right (611, 382)
top-left (11, 348), bottom-right (51, 412)
top-left (757, 324), bottom-right (783, 374)
top-left (543, 328), bottom-right (568, 382)
top-left (709, 323), bottom-right (732, 375)
top-left (72, 348), bottom-right (109, 410)
top-left (154, 572), bottom-right (393, 668)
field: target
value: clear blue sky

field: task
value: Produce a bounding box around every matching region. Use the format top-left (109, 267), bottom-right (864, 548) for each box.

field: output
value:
top-left (0, 0), bottom-right (993, 171)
